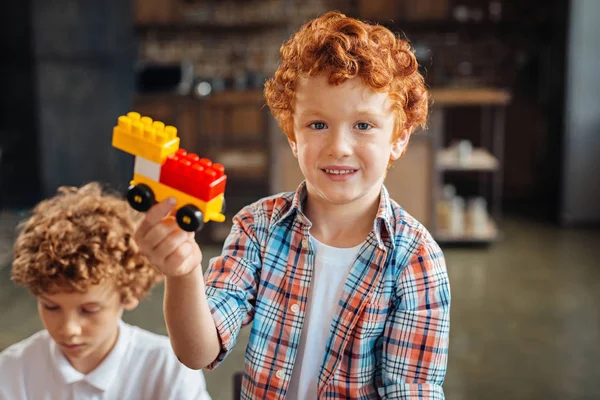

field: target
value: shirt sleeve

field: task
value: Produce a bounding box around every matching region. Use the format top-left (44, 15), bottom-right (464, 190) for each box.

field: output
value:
top-left (203, 208), bottom-right (262, 369)
top-left (378, 237), bottom-right (451, 399)
top-left (0, 348), bottom-right (24, 400)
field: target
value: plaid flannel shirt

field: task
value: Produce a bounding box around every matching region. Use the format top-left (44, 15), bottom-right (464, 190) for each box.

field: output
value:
top-left (204, 183), bottom-right (450, 399)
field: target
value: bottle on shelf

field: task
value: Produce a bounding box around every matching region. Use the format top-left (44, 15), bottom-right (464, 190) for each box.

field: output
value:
top-left (449, 196), bottom-right (465, 236)
top-left (436, 184), bottom-right (456, 232)
top-left (468, 196), bottom-right (489, 237)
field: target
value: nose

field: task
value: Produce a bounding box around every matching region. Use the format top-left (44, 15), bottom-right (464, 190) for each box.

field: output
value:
top-left (59, 313), bottom-right (83, 338)
top-left (327, 128), bottom-right (352, 159)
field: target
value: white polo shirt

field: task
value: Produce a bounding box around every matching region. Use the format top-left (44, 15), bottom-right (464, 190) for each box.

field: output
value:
top-left (0, 320), bottom-right (211, 400)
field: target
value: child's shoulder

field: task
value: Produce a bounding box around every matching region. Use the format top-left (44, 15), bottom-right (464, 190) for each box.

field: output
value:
top-left (386, 196), bottom-right (440, 254)
top-left (124, 322), bottom-right (172, 355)
top-left (121, 322), bottom-right (208, 390)
top-left (236, 190), bottom-right (297, 225)
top-left (0, 329), bottom-right (50, 369)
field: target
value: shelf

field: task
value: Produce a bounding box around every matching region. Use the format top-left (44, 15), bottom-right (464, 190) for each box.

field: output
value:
top-left (437, 147), bottom-right (499, 171)
top-left (214, 149), bottom-right (267, 176)
top-left (134, 19), bottom-right (290, 34)
top-left (382, 20), bottom-right (554, 36)
top-left (435, 218), bottom-right (500, 245)
top-left (430, 88), bottom-right (512, 106)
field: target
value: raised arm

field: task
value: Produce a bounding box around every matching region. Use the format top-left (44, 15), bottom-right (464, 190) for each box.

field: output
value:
top-left (135, 199), bottom-right (262, 370)
top-left (134, 198), bottom-right (219, 369)
top-left (379, 239), bottom-right (451, 399)
top-left (201, 210), bottom-right (262, 369)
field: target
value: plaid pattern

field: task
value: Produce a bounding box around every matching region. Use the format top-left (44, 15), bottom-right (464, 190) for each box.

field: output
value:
top-left (204, 183), bottom-right (450, 399)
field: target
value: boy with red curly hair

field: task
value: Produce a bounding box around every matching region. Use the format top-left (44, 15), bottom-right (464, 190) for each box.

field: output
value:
top-left (135, 11), bottom-right (450, 399)
top-left (0, 183), bottom-right (211, 400)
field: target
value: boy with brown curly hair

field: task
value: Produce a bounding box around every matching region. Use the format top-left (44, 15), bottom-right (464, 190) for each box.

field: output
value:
top-left (0, 183), bottom-right (211, 400)
top-left (135, 11), bottom-right (450, 399)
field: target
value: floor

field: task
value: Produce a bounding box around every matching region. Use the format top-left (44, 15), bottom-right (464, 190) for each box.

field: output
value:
top-left (1, 210), bottom-right (599, 400)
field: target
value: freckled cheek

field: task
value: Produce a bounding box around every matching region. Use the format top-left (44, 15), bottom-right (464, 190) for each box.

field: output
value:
top-left (355, 145), bottom-right (379, 164)
top-left (297, 143), bottom-right (322, 167)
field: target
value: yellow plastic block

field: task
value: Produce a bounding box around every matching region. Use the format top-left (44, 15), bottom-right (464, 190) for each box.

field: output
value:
top-left (205, 196), bottom-right (227, 223)
top-left (132, 174), bottom-right (225, 223)
top-left (112, 112), bottom-right (180, 164)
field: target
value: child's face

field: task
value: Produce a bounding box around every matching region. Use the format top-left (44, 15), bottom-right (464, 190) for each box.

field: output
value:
top-left (37, 281), bottom-right (138, 374)
top-left (290, 74), bottom-right (408, 208)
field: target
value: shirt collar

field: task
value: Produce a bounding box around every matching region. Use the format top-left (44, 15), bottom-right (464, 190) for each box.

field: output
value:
top-left (50, 319), bottom-right (131, 392)
top-left (274, 181), bottom-right (395, 248)
top-left (274, 181), bottom-right (310, 227)
top-left (373, 184), bottom-right (395, 249)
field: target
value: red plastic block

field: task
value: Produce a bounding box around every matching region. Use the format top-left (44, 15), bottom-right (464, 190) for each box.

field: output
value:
top-left (159, 149), bottom-right (227, 202)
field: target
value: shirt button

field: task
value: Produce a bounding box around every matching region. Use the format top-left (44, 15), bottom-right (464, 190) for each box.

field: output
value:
top-left (290, 303), bottom-right (300, 313)
top-left (276, 369), bottom-right (286, 379)
top-left (302, 238), bottom-right (309, 248)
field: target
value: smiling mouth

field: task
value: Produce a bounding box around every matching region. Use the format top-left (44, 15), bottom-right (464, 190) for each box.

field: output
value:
top-left (322, 169), bottom-right (357, 175)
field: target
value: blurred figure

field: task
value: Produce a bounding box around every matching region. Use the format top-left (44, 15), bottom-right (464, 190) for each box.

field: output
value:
top-left (0, 183), bottom-right (211, 400)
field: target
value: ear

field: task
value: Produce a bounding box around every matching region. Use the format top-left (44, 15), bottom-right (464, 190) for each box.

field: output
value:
top-left (288, 138), bottom-right (299, 159)
top-left (390, 128), bottom-right (411, 161)
top-left (122, 297), bottom-right (139, 311)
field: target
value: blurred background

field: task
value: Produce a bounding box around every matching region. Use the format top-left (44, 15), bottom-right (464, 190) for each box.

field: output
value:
top-left (1, 0), bottom-right (599, 399)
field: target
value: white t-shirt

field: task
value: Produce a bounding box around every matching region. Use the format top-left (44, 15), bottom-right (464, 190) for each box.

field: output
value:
top-left (0, 320), bottom-right (211, 400)
top-left (287, 235), bottom-right (363, 400)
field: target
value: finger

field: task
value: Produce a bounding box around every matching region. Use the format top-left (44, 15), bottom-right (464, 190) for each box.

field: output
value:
top-left (163, 241), bottom-right (195, 275)
top-left (141, 216), bottom-right (179, 250)
top-left (136, 197), bottom-right (177, 237)
top-left (153, 228), bottom-right (190, 260)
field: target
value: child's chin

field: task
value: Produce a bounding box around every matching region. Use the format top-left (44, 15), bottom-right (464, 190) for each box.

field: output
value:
top-left (320, 191), bottom-right (358, 205)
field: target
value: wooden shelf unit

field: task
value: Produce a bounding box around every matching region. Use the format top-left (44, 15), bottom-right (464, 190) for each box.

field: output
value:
top-left (435, 218), bottom-right (500, 245)
top-left (429, 87), bottom-right (511, 245)
top-left (437, 147), bottom-right (499, 171)
top-left (133, 90), bottom-right (272, 244)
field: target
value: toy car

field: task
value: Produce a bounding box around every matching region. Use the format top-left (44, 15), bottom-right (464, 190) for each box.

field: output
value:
top-left (112, 111), bottom-right (226, 232)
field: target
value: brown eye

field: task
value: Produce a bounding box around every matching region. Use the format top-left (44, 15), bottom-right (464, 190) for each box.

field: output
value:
top-left (43, 304), bottom-right (59, 311)
top-left (81, 307), bottom-right (100, 314)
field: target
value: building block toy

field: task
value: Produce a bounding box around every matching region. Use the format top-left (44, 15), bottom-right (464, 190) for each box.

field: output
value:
top-left (112, 111), bottom-right (180, 164)
top-left (112, 112), bottom-right (227, 232)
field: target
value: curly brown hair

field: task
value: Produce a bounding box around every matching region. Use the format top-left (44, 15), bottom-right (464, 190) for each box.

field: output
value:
top-left (264, 11), bottom-right (428, 143)
top-left (12, 182), bottom-right (162, 302)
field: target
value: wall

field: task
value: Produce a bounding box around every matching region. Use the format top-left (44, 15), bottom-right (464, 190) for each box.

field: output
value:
top-left (561, 0), bottom-right (600, 224)
top-left (0, 0), bottom-right (40, 208)
top-left (33, 0), bottom-right (136, 197)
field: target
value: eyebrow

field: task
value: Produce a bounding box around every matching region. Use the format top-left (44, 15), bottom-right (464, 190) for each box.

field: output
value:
top-left (38, 296), bottom-right (105, 306)
top-left (298, 109), bottom-right (386, 118)
top-left (298, 110), bottom-right (325, 118)
top-left (354, 109), bottom-right (387, 118)
top-left (39, 295), bottom-right (56, 304)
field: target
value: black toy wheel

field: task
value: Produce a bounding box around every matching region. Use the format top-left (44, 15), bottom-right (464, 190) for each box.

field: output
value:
top-left (127, 184), bottom-right (156, 212)
top-left (176, 205), bottom-right (204, 232)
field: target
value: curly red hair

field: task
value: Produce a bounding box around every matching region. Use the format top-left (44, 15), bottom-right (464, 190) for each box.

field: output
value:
top-left (12, 182), bottom-right (162, 302)
top-left (264, 11), bottom-right (428, 143)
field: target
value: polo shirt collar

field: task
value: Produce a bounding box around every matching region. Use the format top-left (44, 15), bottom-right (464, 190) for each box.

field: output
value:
top-left (50, 319), bottom-right (131, 392)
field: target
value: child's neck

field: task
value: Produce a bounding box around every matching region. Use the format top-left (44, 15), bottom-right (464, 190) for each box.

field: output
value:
top-left (304, 189), bottom-right (380, 248)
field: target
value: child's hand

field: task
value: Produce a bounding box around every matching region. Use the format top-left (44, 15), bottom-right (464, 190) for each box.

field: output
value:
top-left (134, 198), bottom-right (203, 277)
